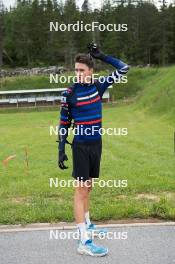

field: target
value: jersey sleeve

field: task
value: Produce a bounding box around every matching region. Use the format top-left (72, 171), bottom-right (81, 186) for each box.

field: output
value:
top-left (58, 90), bottom-right (72, 152)
top-left (96, 55), bottom-right (130, 97)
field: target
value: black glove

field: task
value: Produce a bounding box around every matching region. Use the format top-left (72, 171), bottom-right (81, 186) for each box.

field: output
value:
top-left (58, 150), bottom-right (68, 170)
top-left (87, 42), bottom-right (106, 60)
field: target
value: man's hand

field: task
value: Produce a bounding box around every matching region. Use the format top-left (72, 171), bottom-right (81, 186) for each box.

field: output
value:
top-left (58, 150), bottom-right (68, 169)
top-left (87, 42), bottom-right (105, 60)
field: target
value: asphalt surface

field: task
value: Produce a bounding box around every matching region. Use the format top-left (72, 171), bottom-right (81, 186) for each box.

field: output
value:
top-left (0, 224), bottom-right (175, 264)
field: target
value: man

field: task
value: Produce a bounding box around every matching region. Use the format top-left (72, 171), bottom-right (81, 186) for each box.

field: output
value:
top-left (58, 43), bottom-right (129, 256)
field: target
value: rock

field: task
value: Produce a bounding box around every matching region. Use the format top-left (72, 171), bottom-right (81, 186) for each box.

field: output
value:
top-left (0, 66), bottom-right (66, 78)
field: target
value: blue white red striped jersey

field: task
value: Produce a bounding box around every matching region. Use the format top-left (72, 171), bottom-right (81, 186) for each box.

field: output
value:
top-left (58, 55), bottom-right (129, 151)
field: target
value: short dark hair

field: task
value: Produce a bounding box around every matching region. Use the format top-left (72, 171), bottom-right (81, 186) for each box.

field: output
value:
top-left (75, 53), bottom-right (94, 69)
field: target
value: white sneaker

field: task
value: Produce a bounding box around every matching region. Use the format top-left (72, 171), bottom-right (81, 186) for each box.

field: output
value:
top-left (77, 239), bottom-right (108, 257)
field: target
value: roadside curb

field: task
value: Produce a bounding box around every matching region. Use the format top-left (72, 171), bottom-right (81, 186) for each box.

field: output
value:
top-left (0, 221), bottom-right (175, 233)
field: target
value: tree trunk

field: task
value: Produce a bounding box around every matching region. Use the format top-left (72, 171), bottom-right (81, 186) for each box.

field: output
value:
top-left (0, 39), bottom-right (3, 67)
top-left (0, 19), bottom-right (3, 66)
top-left (0, 1), bottom-right (3, 67)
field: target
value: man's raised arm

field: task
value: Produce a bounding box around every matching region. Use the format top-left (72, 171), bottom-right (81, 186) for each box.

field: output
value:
top-left (88, 42), bottom-right (129, 97)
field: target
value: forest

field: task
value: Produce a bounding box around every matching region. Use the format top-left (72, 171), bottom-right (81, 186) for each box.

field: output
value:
top-left (0, 0), bottom-right (175, 68)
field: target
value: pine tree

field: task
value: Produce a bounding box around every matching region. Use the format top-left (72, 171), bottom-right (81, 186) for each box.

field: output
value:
top-left (62, 0), bottom-right (78, 67)
top-left (0, 0), bottom-right (5, 67)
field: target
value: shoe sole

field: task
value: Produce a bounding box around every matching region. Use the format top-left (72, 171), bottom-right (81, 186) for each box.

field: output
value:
top-left (77, 248), bottom-right (108, 257)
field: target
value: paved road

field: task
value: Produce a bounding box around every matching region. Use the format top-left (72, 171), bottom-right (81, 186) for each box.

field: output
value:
top-left (0, 224), bottom-right (175, 264)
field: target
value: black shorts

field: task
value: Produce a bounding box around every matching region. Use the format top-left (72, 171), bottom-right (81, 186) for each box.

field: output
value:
top-left (72, 139), bottom-right (102, 182)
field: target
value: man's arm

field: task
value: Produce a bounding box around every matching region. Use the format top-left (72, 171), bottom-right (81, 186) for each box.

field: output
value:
top-left (88, 42), bottom-right (129, 97)
top-left (58, 90), bottom-right (72, 169)
top-left (96, 55), bottom-right (129, 97)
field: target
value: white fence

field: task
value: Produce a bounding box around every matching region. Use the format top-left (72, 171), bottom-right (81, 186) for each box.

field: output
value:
top-left (0, 86), bottom-right (112, 107)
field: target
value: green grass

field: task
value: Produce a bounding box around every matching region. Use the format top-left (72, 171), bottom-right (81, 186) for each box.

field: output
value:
top-left (0, 106), bottom-right (175, 224)
top-left (0, 66), bottom-right (175, 224)
top-left (0, 75), bottom-right (67, 91)
top-left (134, 67), bottom-right (175, 118)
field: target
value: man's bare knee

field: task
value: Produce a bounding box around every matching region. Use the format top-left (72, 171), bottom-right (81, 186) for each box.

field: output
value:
top-left (75, 185), bottom-right (89, 200)
top-left (87, 178), bottom-right (92, 192)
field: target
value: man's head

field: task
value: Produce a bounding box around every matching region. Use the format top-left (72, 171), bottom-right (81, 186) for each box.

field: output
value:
top-left (75, 53), bottom-right (94, 84)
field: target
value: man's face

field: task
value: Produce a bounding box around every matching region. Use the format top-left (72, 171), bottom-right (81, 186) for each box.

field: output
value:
top-left (75, 63), bottom-right (93, 84)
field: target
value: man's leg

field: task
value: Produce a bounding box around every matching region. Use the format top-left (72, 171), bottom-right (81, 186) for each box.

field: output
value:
top-left (84, 177), bottom-right (108, 237)
top-left (74, 182), bottom-right (90, 244)
top-left (84, 178), bottom-right (92, 227)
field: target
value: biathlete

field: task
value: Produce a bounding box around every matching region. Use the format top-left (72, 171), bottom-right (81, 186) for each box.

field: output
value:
top-left (58, 43), bottom-right (129, 257)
